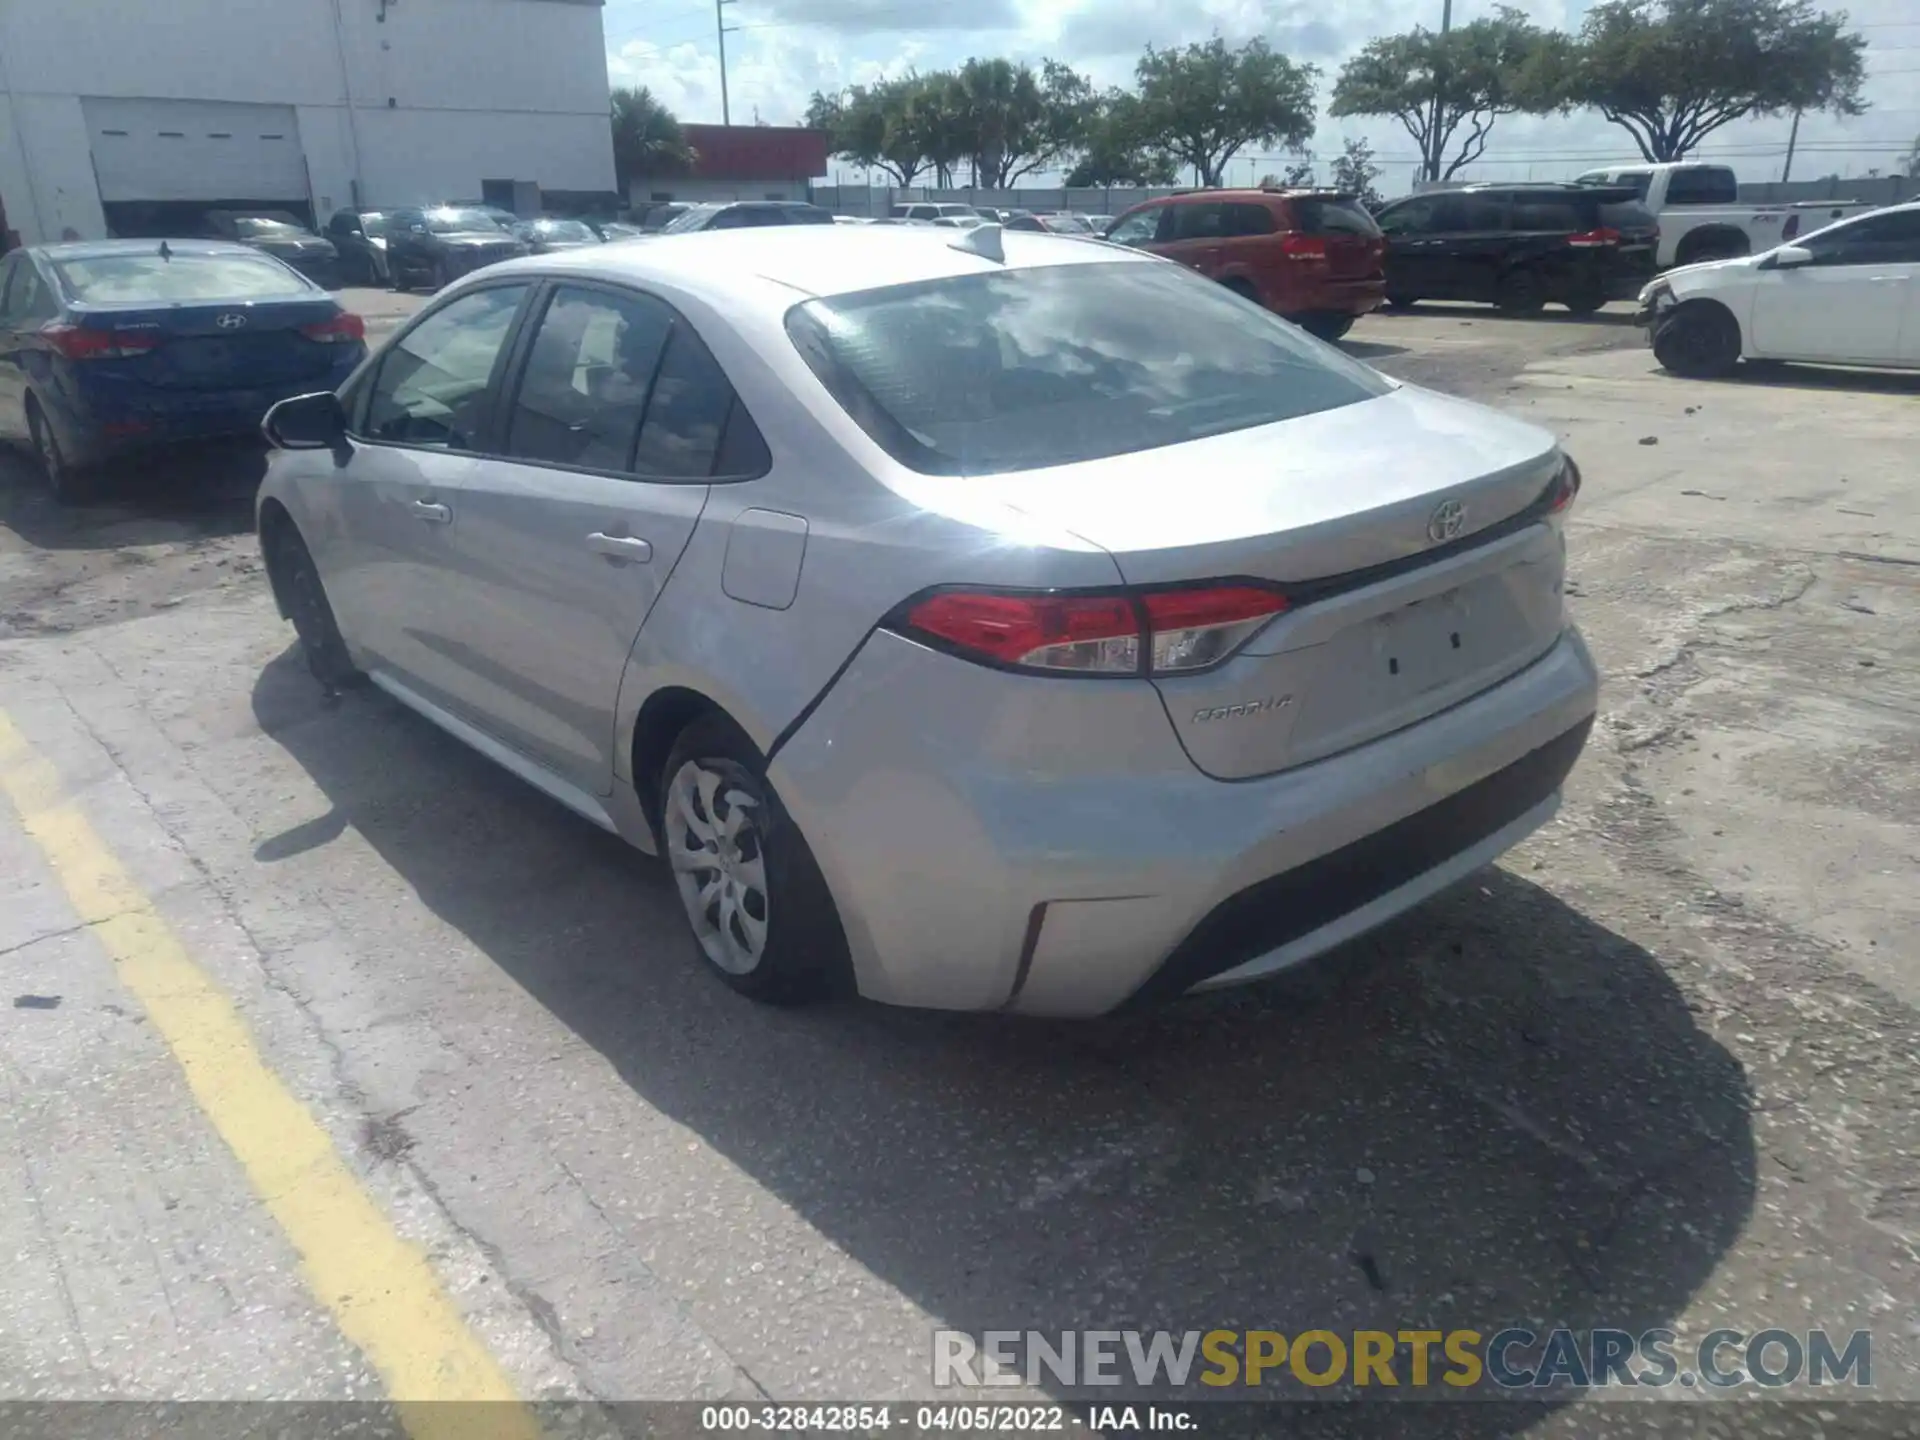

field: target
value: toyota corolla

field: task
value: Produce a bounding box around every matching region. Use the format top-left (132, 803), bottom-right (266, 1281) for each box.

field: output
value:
top-left (256, 224), bottom-right (1599, 1015)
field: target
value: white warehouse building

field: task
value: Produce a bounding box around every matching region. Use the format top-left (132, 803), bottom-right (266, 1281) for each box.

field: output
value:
top-left (0, 0), bottom-right (616, 246)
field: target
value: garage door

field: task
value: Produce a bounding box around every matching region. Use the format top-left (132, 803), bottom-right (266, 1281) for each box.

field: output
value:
top-left (83, 97), bottom-right (307, 203)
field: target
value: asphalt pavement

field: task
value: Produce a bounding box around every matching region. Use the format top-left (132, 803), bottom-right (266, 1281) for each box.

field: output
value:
top-left (1, 297), bottom-right (1915, 1437)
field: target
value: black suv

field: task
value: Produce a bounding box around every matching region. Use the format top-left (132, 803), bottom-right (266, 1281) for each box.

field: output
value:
top-left (1372, 184), bottom-right (1658, 314)
top-left (383, 206), bottom-right (529, 292)
top-left (659, 202), bottom-right (836, 234)
top-left (325, 208), bottom-right (396, 285)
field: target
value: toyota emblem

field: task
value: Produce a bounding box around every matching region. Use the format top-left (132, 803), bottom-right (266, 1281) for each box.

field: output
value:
top-left (216, 312), bottom-right (248, 330)
top-left (1427, 498), bottom-right (1466, 545)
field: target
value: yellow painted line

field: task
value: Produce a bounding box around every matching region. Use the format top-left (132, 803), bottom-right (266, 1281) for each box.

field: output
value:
top-left (0, 710), bottom-right (539, 1440)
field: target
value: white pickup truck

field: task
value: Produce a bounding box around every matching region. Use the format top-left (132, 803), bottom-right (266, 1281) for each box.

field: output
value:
top-left (1573, 162), bottom-right (1871, 271)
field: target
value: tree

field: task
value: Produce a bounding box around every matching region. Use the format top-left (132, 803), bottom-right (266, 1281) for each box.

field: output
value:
top-left (1331, 9), bottom-right (1565, 181)
top-left (1904, 132), bottom-right (1920, 179)
top-left (806, 76), bottom-right (940, 188)
top-left (937, 58), bottom-right (1090, 188)
top-left (1330, 137), bottom-right (1385, 208)
top-left (609, 87), bottom-right (694, 190)
top-left (1133, 37), bottom-right (1318, 188)
top-left (1566, 0), bottom-right (1867, 162)
top-left (1063, 91), bottom-right (1179, 187)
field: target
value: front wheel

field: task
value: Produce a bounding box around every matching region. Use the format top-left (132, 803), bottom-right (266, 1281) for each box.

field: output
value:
top-left (660, 715), bottom-right (849, 1005)
top-left (267, 519), bottom-right (362, 689)
top-left (1652, 302), bottom-right (1742, 378)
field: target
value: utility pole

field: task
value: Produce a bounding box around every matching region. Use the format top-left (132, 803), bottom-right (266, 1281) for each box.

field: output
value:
top-left (715, 0), bottom-right (738, 126)
top-left (1427, 0), bottom-right (1454, 182)
top-left (1780, 108), bottom-right (1803, 183)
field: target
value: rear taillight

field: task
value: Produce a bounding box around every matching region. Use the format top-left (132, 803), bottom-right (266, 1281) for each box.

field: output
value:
top-left (1567, 227), bottom-right (1621, 248)
top-left (894, 584), bottom-right (1289, 677)
top-left (41, 323), bottom-right (161, 361)
top-left (1547, 456), bottom-right (1582, 513)
top-left (1279, 233), bottom-right (1327, 260)
top-left (1782, 215), bottom-right (1800, 241)
top-left (302, 313), bottom-right (366, 344)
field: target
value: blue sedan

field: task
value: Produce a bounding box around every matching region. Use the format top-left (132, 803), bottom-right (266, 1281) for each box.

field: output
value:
top-left (0, 239), bottom-right (367, 503)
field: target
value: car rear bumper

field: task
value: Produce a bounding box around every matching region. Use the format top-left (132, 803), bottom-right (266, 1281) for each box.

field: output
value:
top-left (1289, 276), bottom-right (1387, 317)
top-left (770, 622), bottom-right (1600, 1016)
top-left (46, 357), bottom-right (362, 466)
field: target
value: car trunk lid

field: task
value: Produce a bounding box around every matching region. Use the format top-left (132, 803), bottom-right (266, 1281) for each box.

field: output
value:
top-left (1286, 193), bottom-right (1385, 279)
top-left (973, 386), bottom-right (1571, 779)
top-left (66, 299), bottom-right (348, 391)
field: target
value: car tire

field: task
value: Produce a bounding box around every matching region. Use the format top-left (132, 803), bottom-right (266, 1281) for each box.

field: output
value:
top-left (389, 259), bottom-right (410, 293)
top-left (1561, 278), bottom-right (1607, 315)
top-left (27, 399), bottom-right (93, 506)
top-left (1495, 269), bottom-right (1545, 315)
top-left (266, 518), bottom-right (363, 690)
top-left (1299, 313), bottom-right (1356, 342)
top-left (1220, 277), bottom-right (1261, 306)
top-left (1652, 301), bottom-right (1742, 379)
top-left (432, 255), bottom-right (454, 290)
top-left (659, 714), bottom-right (850, 1006)
top-left (1384, 293), bottom-right (1420, 310)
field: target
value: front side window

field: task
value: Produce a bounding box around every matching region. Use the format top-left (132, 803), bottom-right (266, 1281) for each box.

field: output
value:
top-left (506, 286), bottom-right (672, 470)
top-left (363, 284), bottom-right (528, 448)
top-left (1376, 198), bottom-right (1436, 236)
top-left (1800, 208), bottom-right (1920, 265)
top-left (786, 259), bottom-right (1391, 477)
top-left (1171, 204), bottom-right (1227, 241)
top-left (1105, 209), bottom-right (1162, 247)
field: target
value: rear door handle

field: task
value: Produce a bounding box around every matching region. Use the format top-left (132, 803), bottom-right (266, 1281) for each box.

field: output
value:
top-left (411, 500), bottom-right (451, 524)
top-left (586, 532), bottom-right (652, 563)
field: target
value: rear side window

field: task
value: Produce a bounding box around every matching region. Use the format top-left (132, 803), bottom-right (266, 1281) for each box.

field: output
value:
top-left (1432, 196), bottom-right (1508, 232)
top-left (2, 259), bottom-right (58, 323)
top-left (363, 284), bottom-right (528, 449)
top-left (785, 259), bottom-right (1390, 477)
top-left (1665, 168), bottom-right (1738, 205)
top-left (52, 252), bottom-right (312, 303)
top-left (1290, 196), bottom-right (1382, 237)
top-left (1225, 203), bottom-right (1277, 237)
top-left (631, 326), bottom-right (756, 479)
top-left (1510, 197), bottom-right (1582, 231)
top-left (506, 285), bottom-right (673, 471)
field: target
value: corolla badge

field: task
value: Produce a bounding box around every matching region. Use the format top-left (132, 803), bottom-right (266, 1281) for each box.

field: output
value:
top-left (1427, 497), bottom-right (1466, 544)
top-left (1193, 695), bottom-right (1293, 724)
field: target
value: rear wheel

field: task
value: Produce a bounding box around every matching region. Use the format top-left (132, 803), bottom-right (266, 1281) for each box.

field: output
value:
top-left (266, 518), bottom-right (362, 690)
top-left (1652, 301), bottom-right (1742, 379)
top-left (1561, 276), bottom-right (1607, 315)
top-left (1220, 277), bottom-right (1261, 306)
top-left (1298, 313), bottom-right (1356, 342)
top-left (659, 715), bottom-right (849, 1005)
top-left (389, 257), bottom-right (410, 292)
top-left (432, 255), bottom-right (454, 290)
top-left (1384, 292), bottom-right (1420, 310)
top-left (1495, 268), bottom-right (1545, 315)
top-left (27, 399), bottom-right (92, 506)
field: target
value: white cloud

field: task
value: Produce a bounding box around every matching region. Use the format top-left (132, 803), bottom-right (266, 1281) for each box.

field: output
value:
top-left (602, 0), bottom-right (1920, 184)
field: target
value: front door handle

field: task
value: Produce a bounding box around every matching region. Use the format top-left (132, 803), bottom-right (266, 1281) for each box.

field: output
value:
top-left (587, 532), bottom-right (652, 563)
top-left (411, 500), bottom-right (451, 524)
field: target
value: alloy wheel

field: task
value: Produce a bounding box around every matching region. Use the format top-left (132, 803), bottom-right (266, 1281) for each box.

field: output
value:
top-left (665, 760), bottom-right (770, 976)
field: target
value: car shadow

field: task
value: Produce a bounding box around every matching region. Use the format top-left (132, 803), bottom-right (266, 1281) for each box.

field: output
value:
top-left (0, 443), bottom-right (261, 553)
top-left (252, 648), bottom-right (1756, 1429)
top-left (1383, 304), bottom-right (1641, 328)
top-left (1721, 361), bottom-right (1920, 397)
top-left (1338, 338), bottom-right (1410, 361)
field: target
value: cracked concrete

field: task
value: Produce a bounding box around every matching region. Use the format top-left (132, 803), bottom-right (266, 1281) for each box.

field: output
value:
top-left (2, 301), bottom-right (1915, 1432)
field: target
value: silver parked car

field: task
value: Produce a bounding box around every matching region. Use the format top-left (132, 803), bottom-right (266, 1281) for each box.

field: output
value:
top-left (256, 226), bottom-right (1599, 1016)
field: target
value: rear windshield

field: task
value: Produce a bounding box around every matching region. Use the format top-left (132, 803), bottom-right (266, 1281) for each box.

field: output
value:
top-left (662, 206), bottom-right (720, 234)
top-left (53, 252), bottom-right (312, 303)
top-left (1291, 196), bottom-right (1382, 237)
top-left (786, 260), bottom-right (1390, 477)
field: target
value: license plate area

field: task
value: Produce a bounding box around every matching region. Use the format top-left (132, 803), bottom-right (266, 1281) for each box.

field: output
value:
top-left (1372, 591), bottom-right (1476, 697)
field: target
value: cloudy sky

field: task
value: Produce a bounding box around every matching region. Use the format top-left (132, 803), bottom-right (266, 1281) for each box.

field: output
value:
top-left (602, 0), bottom-right (1920, 188)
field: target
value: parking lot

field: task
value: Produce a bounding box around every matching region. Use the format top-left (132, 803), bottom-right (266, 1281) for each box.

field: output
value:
top-left (1, 294), bottom-right (1915, 1432)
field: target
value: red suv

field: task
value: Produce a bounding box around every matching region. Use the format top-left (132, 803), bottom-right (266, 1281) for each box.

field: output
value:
top-left (1105, 189), bottom-right (1387, 340)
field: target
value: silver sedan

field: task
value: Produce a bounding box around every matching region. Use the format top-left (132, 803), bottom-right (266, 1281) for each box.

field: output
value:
top-left (256, 224), bottom-right (1600, 1015)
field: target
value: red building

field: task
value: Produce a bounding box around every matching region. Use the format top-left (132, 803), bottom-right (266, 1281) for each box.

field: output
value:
top-left (632, 124), bottom-right (830, 207)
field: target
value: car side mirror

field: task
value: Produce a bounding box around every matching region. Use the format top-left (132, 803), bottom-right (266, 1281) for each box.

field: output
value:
top-left (264, 391), bottom-right (347, 452)
top-left (1768, 245), bottom-right (1814, 270)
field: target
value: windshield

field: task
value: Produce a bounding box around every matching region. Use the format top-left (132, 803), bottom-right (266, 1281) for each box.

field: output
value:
top-left (662, 206), bottom-right (720, 234)
top-left (54, 252), bottom-right (314, 303)
top-left (427, 209), bottom-right (504, 235)
top-left (360, 213), bottom-right (390, 237)
top-left (786, 260), bottom-right (1390, 476)
top-left (537, 220), bottom-right (597, 241)
top-left (231, 216), bottom-right (308, 238)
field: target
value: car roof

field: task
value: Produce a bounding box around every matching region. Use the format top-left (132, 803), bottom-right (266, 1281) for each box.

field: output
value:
top-left (479, 223), bottom-right (1143, 303)
top-left (30, 238), bottom-right (265, 262)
